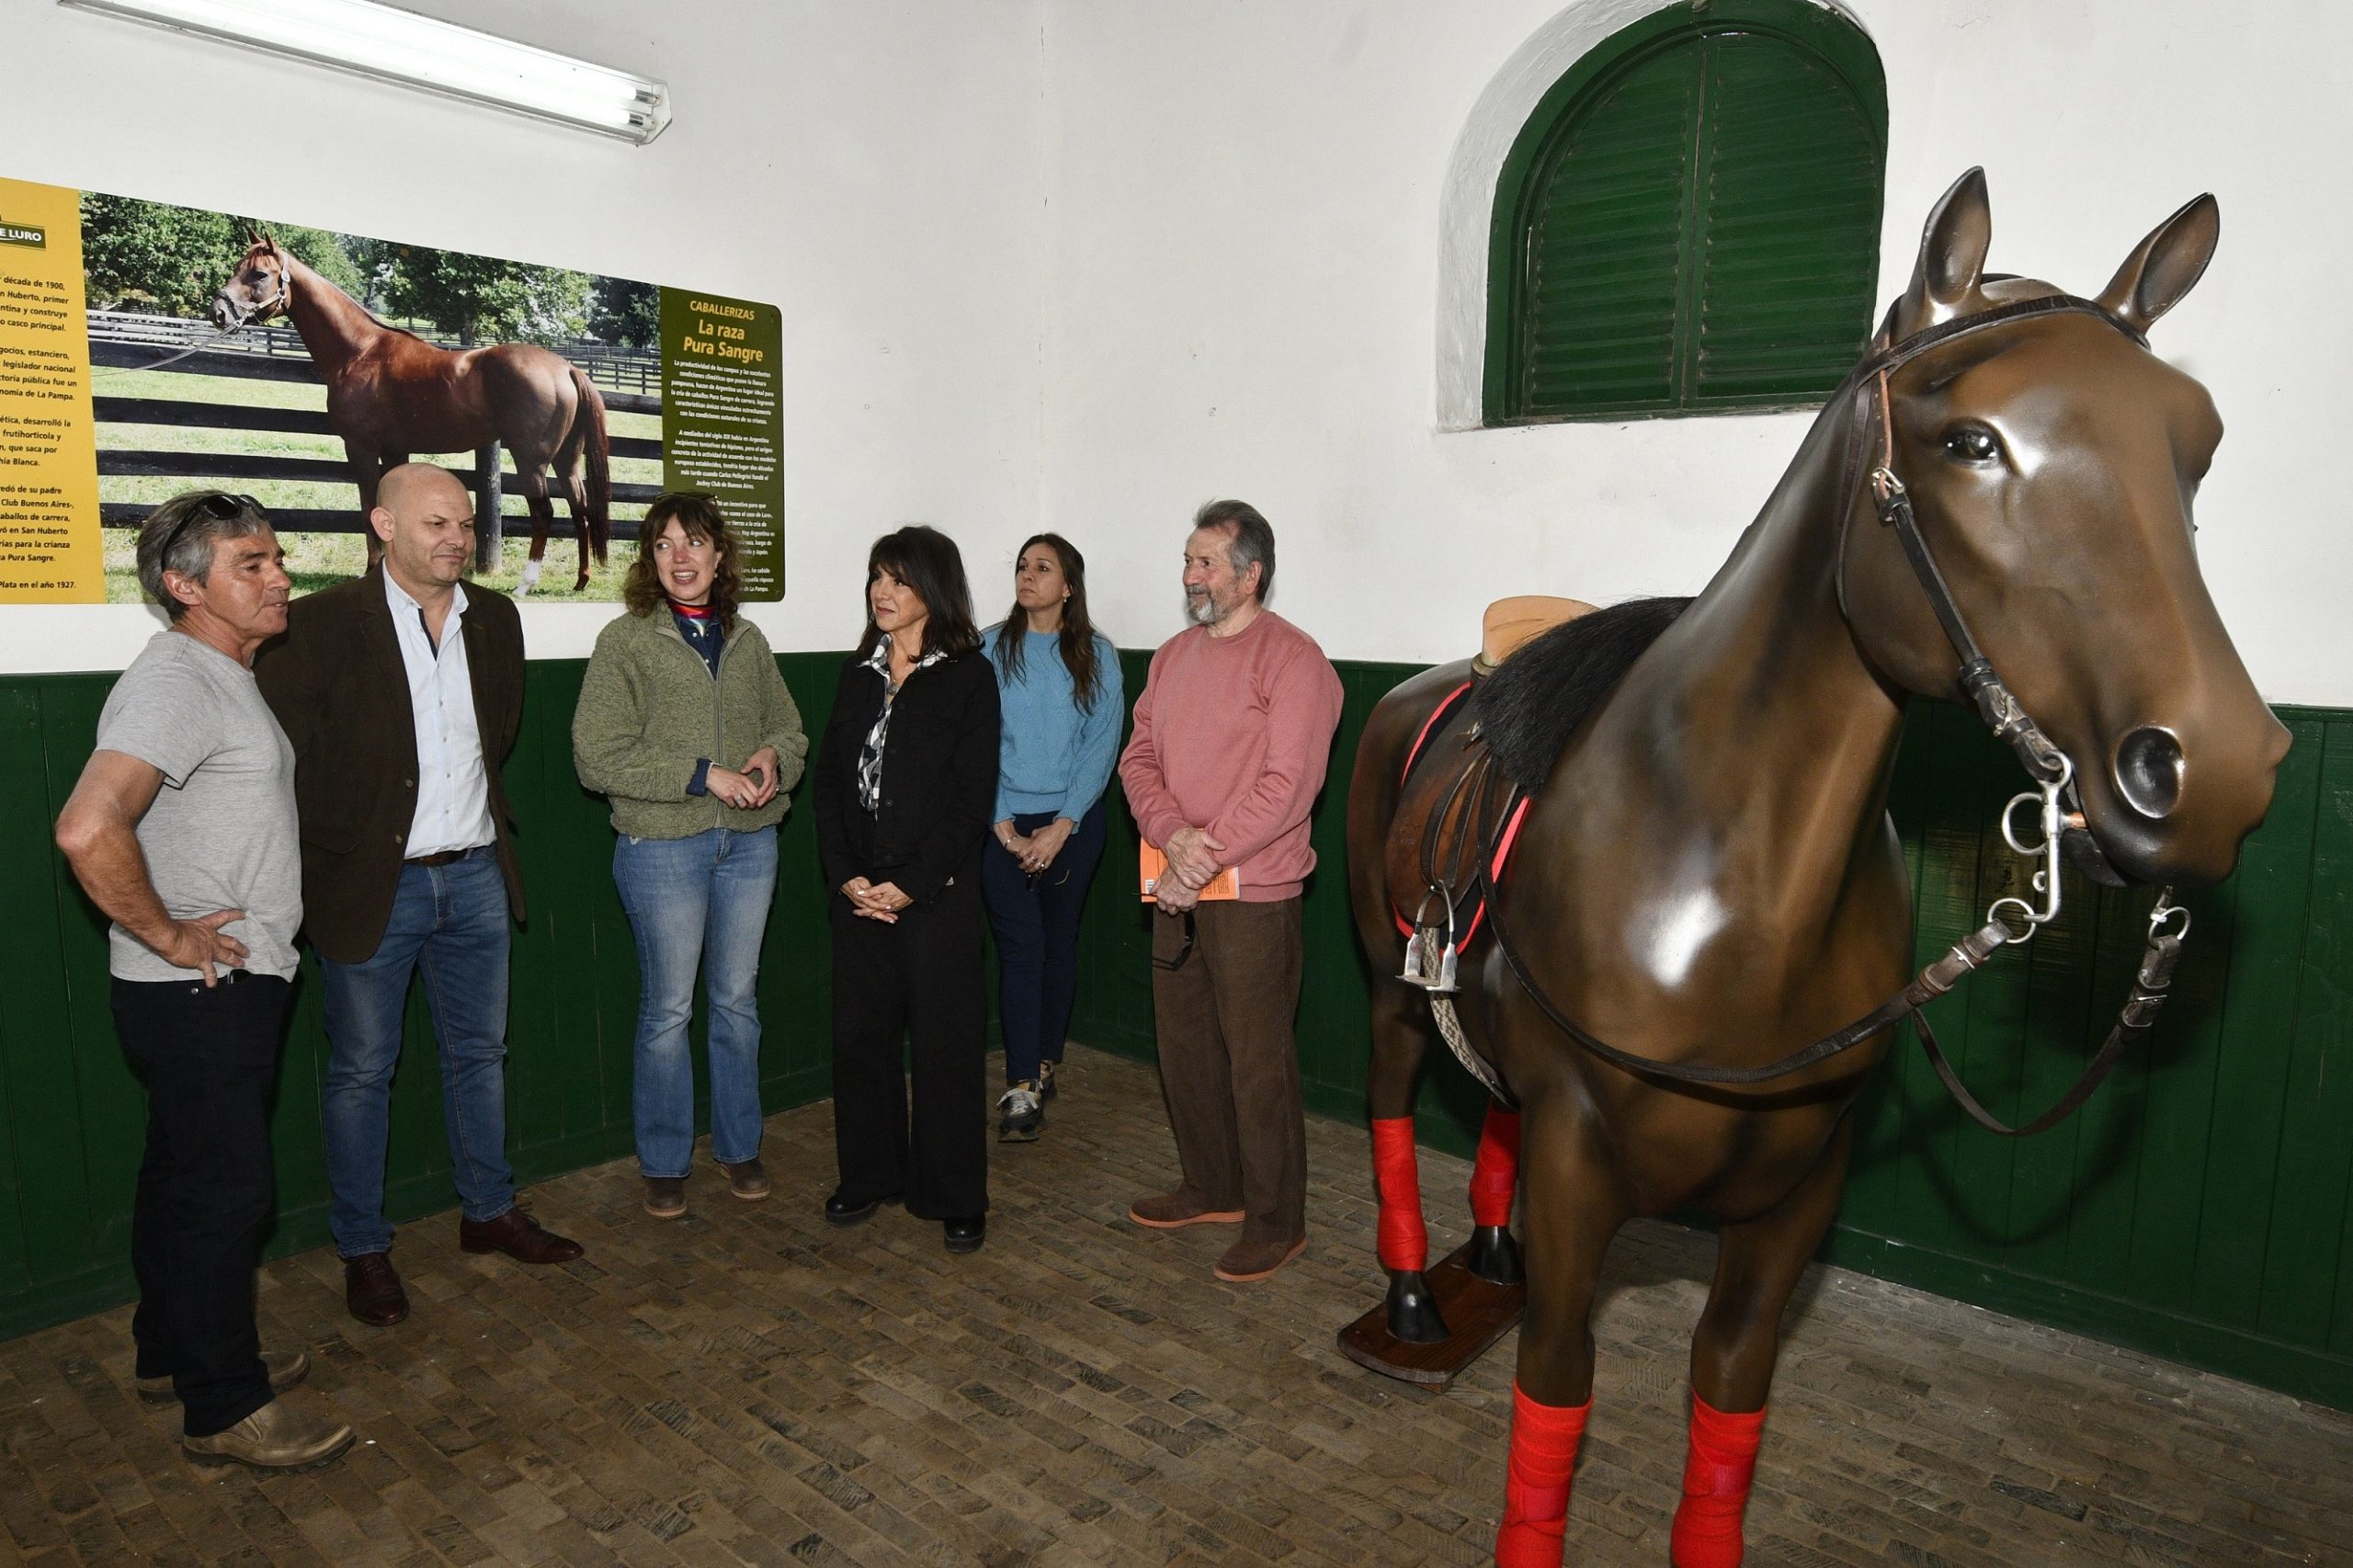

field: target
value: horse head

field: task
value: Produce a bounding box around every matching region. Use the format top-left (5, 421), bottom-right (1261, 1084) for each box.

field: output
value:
top-left (1838, 169), bottom-right (2288, 890)
top-left (210, 229), bottom-right (293, 330)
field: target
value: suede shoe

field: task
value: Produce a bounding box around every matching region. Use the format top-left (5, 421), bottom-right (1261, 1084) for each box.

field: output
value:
top-left (643, 1176), bottom-right (688, 1220)
top-left (459, 1209), bottom-right (585, 1265)
top-left (824, 1189), bottom-right (902, 1227)
top-left (720, 1158), bottom-right (772, 1200)
top-left (1128, 1188), bottom-right (1245, 1229)
top-left (1214, 1233), bottom-right (1307, 1283)
top-left (344, 1252), bottom-right (409, 1327)
top-left (183, 1397), bottom-right (355, 1471)
top-left (943, 1215), bottom-right (986, 1255)
top-left (138, 1349), bottom-right (310, 1407)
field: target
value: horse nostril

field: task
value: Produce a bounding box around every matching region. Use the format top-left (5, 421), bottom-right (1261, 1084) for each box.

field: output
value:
top-left (2113, 726), bottom-right (2185, 819)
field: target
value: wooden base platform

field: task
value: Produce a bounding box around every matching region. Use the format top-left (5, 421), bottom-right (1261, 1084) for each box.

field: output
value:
top-left (1336, 1239), bottom-right (1525, 1390)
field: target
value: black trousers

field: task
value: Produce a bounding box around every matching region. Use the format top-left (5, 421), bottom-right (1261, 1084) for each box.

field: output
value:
top-left (829, 880), bottom-right (988, 1219)
top-left (112, 971), bottom-right (290, 1437)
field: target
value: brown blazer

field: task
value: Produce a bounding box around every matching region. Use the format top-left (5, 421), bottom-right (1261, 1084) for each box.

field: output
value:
top-left (255, 562), bottom-right (527, 964)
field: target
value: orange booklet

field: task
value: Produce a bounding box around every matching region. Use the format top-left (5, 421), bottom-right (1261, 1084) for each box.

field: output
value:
top-left (1140, 843), bottom-right (1239, 902)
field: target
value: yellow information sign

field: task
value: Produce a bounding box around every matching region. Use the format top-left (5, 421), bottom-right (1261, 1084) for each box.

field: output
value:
top-left (0, 176), bottom-right (99, 602)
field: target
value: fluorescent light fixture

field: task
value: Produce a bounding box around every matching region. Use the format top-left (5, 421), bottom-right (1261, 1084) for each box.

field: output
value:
top-left (58, 0), bottom-right (672, 144)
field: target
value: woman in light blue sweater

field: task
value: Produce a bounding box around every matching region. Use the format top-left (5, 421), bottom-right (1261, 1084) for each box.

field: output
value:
top-left (983, 534), bottom-right (1122, 1141)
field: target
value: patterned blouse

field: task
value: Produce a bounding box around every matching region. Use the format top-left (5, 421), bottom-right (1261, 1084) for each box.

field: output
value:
top-left (855, 634), bottom-right (946, 812)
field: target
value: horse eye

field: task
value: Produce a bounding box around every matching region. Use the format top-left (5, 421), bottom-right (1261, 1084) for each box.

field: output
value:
top-left (1940, 424), bottom-right (2003, 464)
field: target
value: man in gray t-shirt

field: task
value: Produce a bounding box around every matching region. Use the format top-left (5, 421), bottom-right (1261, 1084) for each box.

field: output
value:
top-left (54, 493), bottom-right (354, 1473)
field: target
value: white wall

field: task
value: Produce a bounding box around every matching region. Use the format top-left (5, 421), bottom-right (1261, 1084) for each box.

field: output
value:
top-left (9, 0), bottom-right (2353, 706)
top-left (1039, 0), bottom-right (2353, 705)
top-left (2, 0), bottom-right (1049, 671)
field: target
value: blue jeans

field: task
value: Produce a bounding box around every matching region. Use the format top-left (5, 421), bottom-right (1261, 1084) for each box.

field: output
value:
top-left (320, 848), bottom-right (515, 1257)
top-left (980, 803), bottom-right (1108, 1083)
top-left (614, 825), bottom-right (778, 1177)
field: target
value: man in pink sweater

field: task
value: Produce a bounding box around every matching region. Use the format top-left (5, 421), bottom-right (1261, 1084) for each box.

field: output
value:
top-left (1117, 499), bottom-right (1345, 1283)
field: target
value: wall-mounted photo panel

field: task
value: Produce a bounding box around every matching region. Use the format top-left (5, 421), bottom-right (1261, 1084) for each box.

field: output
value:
top-left (0, 173), bottom-right (783, 605)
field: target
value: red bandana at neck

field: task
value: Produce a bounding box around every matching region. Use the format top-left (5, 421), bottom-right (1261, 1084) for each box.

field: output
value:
top-left (669, 599), bottom-right (714, 620)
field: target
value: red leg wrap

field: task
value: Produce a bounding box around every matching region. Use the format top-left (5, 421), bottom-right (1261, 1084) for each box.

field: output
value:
top-left (1370, 1117), bottom-right (1427, 1273)
top-left (1669, 1392), bottom-right (1766, 1568)
top-left (1469, 1106), bottom-right (1521, 1228)
top-left (1495, 1382), bottom-right (1588, 1568)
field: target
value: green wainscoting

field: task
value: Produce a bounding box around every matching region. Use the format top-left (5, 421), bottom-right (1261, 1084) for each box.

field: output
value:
top-left (5, 651), bottom-right (2350, 1413)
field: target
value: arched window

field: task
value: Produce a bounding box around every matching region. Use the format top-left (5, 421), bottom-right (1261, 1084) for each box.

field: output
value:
top-left (1483, 0), bottom-right (1886, 425)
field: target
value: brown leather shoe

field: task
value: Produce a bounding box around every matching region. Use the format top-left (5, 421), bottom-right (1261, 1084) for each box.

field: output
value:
top-left (459, 1208), bottom-right (584, 1264)
top-left (138, 1349), bottom-right (310, 1406)
top-left (183, 1397), bottom-right (354, 1471)
top-left (1214, 1233), bottom-right (1307, 1283)
top-left (1128, 1188), bottom-right (1245, 1229)
top-left (344, 1253), bottom-right (409, 1327)
top-left (720, 1157), bottom-right (771, 1200)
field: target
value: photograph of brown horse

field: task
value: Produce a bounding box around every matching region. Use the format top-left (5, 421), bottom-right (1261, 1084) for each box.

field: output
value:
top-left (211, 232), bottom-right (611, 592)
top-left (1346, 170), bottom-right (2288, 1567)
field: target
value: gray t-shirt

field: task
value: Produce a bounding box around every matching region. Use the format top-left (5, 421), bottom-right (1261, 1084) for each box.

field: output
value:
top-left (96, 630), bottom-right (302, 982)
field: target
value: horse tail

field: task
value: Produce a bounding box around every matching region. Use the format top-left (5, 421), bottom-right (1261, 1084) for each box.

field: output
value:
top-left (573, 367), bottom-right (612, 561)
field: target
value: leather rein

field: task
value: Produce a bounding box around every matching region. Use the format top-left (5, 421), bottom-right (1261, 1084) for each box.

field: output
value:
top-left (1473, 293), bottom-right (2189, 1137)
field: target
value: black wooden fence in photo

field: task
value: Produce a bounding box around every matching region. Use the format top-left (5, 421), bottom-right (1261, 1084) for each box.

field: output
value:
top-left (88, 327), bottom-right (663, 569)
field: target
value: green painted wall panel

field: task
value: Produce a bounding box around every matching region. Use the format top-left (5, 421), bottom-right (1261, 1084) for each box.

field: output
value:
top-left (3, 658), bottom-right (2349, 1413)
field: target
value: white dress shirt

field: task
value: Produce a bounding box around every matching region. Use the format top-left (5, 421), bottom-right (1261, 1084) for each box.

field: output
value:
top-left (385, 570), bottom-right (497, 858)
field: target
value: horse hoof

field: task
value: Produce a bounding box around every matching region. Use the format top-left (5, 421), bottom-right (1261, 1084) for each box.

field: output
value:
top-left (1467, 1224), bottom-right (1525, 1286)
top-left (1385, 1270), bottom-right (1449, 1344)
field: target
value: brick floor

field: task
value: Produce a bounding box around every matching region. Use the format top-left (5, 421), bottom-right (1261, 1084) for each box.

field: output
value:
top-left (3, 1042), bottom-right (2347, 1565)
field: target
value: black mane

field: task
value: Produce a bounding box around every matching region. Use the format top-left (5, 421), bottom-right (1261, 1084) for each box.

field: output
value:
top-left (1473, 597), bottom-right (1692, 789)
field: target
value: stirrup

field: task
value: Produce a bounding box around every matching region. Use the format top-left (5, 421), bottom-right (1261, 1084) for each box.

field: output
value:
top-left (1397, 888), bottom-right (1461, 995)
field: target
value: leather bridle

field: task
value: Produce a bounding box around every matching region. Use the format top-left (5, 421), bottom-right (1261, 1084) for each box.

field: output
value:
top-left (1471, 293), bottom-right (2190, 1136)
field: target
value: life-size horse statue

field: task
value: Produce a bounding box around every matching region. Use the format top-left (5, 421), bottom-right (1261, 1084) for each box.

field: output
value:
top-left (1345, 171), bottom-right (2287, 1568)
top-left (211, 233), bottom-right (611, 593)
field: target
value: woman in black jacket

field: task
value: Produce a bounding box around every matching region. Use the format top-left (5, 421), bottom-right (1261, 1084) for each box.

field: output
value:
top-left (814, 526), bottom-right (1001, 1252)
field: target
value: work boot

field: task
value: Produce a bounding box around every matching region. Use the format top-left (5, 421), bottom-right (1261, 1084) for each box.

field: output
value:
top-left (643, 1176), bottom-right (687, 1220)
top-left (182, 1398), bottom-right (355, 1471)
top-left (997, 1082), bottom-right (1044, 1142)
top-left (720, 1158), bottom-right (771, 1199)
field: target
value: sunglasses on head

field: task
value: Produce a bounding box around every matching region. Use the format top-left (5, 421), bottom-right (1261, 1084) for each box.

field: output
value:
top-left (155, 493), bottom-right (266, 569)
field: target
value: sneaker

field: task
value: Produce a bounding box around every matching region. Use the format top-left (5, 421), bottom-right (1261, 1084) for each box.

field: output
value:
top-left (1039, 1060), bottom-right (1059, 1102)
top-left (1214, 1233), bottom-right (1307, 1283)
top-left (643, 1176), bottom-right (687, 1220)
top-left (182, 1397), bottom-right (355, 1471)
top-left (1127, 1189), bottom-right (1245, 1228)
top-left (997, 1083), bottom-right (1044, 1142)
top-left (138, 1350), bottom-right (310, 1407)
top-left (720, 1158), bottom-right (771, 1200)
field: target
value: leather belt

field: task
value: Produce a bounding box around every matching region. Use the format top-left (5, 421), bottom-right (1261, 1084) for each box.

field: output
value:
top-left (406, 846), bottom-right (483, 868)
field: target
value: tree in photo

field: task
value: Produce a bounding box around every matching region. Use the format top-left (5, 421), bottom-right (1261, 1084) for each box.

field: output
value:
top-left (356, 242), bottom-right (594, 346)
top-left (81, 194), bottom-right (368, 319)
top-left (589, 277), bottom-right (660, 348)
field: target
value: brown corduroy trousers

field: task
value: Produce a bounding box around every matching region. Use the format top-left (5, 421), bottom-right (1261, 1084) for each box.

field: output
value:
top-left (1149, 897), bottom-right (1308, 1245)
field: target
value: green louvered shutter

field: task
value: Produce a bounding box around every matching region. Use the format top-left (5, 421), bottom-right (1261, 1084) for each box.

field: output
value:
top-left (1487, 1), bottom-right (1885, 425)
top-left (1690, 32), bottom-right (1885, 407)
top-left (1517, 39), bottom-right (1702, 417)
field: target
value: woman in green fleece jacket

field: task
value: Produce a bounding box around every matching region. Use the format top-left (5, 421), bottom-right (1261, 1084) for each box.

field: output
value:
top-left (572, 494), bottom-right (808, 1221)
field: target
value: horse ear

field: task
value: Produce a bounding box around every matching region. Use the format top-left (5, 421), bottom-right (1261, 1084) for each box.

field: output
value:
top-left (1891, 167), bottom-right (1993, 340)
top-left (2097, 194), bottom-right (2220, 332)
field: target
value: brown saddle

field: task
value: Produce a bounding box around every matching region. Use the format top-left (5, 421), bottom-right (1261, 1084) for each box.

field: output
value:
top-left (1386, 597), bottom-right (1597, 958)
